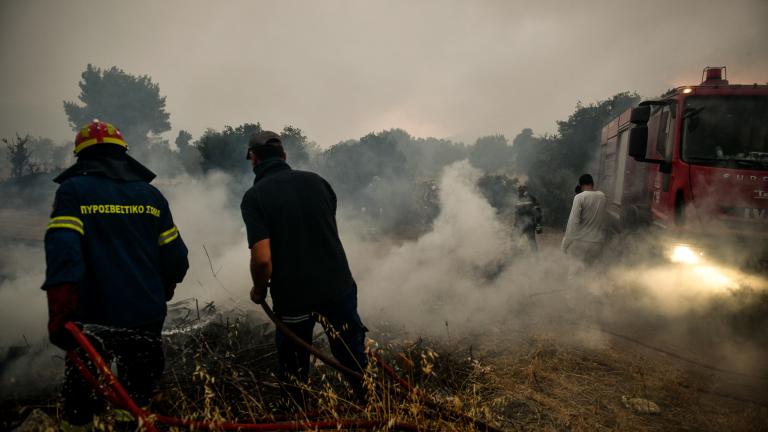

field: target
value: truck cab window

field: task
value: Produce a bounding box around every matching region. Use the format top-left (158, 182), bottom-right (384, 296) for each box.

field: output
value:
top-left (682, 96), bottom-right (768, 168)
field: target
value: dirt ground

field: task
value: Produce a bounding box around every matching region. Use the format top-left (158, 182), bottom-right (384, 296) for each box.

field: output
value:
top-left (486, 231), bottom-right (768, 431)
top-left (441, 323), bottom-right (768, 431)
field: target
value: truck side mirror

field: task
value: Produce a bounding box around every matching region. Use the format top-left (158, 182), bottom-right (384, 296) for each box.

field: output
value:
top-left (630, 106), bottom-right (651, 124)
top-left (628, 126), bottom-right (648, 160)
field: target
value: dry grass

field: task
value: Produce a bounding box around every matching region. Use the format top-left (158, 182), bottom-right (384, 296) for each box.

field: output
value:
top-left (459, 328), bottom-right (768, 432)
top-left (154, 309), bottom-right (504, 431)
top-left (3, 302), bottom-right (767, 431)
top-left (153, 306), bottom-right (766, 432)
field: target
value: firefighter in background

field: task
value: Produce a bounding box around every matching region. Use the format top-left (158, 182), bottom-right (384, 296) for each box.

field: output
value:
top-left (42, 120), bottom-right (189, 425)
top-left (515, 184), bottom-right (543, 252)
top-left (241, 131), bottom-right (367, 407)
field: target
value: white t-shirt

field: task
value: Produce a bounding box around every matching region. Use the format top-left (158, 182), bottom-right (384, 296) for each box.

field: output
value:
top-left (561, 190), bottom-right (607, 252)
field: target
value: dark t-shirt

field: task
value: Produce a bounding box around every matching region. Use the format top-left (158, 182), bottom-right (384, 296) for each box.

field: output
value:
top-left (240, 159), bottom-right (355, 315)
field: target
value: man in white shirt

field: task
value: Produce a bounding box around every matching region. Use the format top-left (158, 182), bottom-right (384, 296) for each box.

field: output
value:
top-left (561, 174), bottom-right (607, 265)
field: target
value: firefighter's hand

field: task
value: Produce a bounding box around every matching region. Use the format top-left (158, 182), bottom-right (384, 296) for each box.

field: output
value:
top-left (250, 285), bottom-right (266, 304)
top-left (46, 283), bottom-right (79, 351)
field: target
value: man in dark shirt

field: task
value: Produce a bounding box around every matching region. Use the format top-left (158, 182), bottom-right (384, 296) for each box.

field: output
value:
top-left (240, 131), bottom-right (367, 405)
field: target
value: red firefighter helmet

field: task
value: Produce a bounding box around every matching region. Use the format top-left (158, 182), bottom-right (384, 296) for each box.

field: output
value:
top-left (74, 119), bottom-right (128, 155)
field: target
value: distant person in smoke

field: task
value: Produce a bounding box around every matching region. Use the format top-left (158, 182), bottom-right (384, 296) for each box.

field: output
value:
top-left (241, 131), bottom-right (368, 407)
top-left (42, 120), bottom-right (189, 425)
top-left (515, 183), bottom-right (543, 252)
top-left (561, 174), bottom-right (607, 265)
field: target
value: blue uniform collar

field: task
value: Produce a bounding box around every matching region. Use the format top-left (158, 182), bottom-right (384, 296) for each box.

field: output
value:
top-left (54, 154), bottom-right (156, 184)
top-left (252, 158), bottom-right (291, 184)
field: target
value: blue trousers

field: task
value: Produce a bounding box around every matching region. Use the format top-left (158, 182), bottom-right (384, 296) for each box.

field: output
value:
top-left (275, 289), bottom-right (367, 402)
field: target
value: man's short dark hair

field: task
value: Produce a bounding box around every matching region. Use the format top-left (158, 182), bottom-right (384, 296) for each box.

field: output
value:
top-left (247, 131), bottom-right (285, 161)
top-left (578, 174), bottom-right (594, 186)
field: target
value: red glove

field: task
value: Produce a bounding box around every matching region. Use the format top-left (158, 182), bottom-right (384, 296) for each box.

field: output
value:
top-left (46, 283), bottom-right (79, 351)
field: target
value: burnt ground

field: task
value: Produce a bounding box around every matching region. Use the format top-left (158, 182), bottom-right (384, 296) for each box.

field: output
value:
top-left (2, 295), bottom-right (766, 431)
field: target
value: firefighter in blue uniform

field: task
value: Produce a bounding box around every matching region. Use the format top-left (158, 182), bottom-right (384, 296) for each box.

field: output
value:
top-left (515, 184), bottom-right (543, 252)
top-left (42, 120), bottom-right (189, 425)
top-left (241, 131), bottom-right (367, 407)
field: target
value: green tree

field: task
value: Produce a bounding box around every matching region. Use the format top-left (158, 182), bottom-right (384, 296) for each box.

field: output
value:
top-left (3, 134), bottom-right (36, 179)
top-left (319, 130), bottom-right (407, 199)
top-left (63, 64), bottom-right (171, 157)
top-left (197, 123), bottom-right (262, 174)
top-left (468, 134), bottom-right (514, 173)
top-left (408, 136), bottom-right (467, 178)
top-left (280, 125), bottom-right (310, 166)
top-left (375, 129), bottom-right (466, 178)
top-left (554, 92), bottom-right (640, 174)
top-left (526, 135), bottom-right (577, 227)
top-left (175, 130), bottom-right (193, 149)
top-left (524, 92), bottom-right (641, 226)
top-left (24, 137), bottom-right (72, 172)
top-left (511, 128), bottom-right (536, 175)
top-left (175, 130), bottom-right (201, 175)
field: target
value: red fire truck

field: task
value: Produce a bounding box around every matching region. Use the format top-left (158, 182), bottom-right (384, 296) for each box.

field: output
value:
top-left (598, 67), bottom-right (768, 266)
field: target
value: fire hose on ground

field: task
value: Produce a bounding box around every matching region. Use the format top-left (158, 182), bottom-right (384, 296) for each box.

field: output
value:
top-left (64, 322), bottom-right (421, 431)
top-left (257, 301), bottom-right (501, 432)
top-left (63, 302), bottom-right (500, 432)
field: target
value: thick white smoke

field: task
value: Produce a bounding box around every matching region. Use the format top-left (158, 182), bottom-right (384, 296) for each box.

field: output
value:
top-left (355, 161), bottom-right (517, 330)
top-left (0, 242), bottom-right (47, 346)
top-left (156, 172), bottom-right (251, 309)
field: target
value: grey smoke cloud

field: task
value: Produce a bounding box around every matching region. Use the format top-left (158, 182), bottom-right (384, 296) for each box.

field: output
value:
top-left (1, 0), bottom-right (766, 148)
top-left (0, 242), bottom-right (47, 346)
top-left (354, 161), bottom-right (515, 327)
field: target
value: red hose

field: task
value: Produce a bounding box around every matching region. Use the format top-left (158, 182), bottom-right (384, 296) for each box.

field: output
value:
top-left (66, 351), bottom-right (122, 406)
top-left (155, 415), bottom-right (421, 431)
top-left (257, 302), bottom-right (501, 432)
top-left (64, 322), bottom-right (422, 431)
top-left (64, 322), bottom-right (159, 432)
top-left (373, 353), bottom-right (415, 391)
top-left (258, 300), bottom-right (365, 380)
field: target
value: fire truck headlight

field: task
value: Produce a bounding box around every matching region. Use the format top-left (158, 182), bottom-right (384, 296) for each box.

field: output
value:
top-left (669, 244), bottom-right (703, 264)
top-left (682, 88), bottom-right (693, 94)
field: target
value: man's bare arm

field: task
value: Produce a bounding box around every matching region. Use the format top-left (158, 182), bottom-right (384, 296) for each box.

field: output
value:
top-left (249, 239), bottom-right (272, 303)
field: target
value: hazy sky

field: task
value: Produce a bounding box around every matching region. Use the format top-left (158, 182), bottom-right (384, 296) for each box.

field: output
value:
top-left (1, 0), bottom-right (766, 147)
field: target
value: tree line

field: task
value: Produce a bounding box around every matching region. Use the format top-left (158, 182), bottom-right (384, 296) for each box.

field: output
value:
top-left (3, 64), bottom-right (639, 233)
